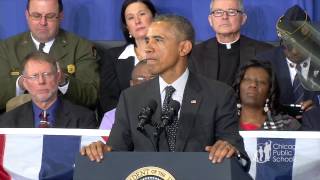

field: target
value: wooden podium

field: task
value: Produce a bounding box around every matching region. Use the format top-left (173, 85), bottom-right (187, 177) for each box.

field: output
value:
top-left (74, 152), bottom-right (252, 180)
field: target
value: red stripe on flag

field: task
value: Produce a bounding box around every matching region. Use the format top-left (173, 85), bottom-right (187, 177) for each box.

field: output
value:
top-left (0, 134), bottom-right (11, 180)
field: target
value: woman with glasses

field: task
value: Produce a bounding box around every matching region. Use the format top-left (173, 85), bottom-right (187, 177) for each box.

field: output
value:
top-left (99, 0), bottom-right (157, 116)
top-left (233, 59), bottom-right (301, 130)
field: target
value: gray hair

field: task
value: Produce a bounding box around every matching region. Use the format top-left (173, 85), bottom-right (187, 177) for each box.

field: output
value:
top-left (153, 14), bottom-right (195, 45)
top-left (22, 51), bottom-right (59, 74)
top-left (210, 0), bottom-right (244, 12)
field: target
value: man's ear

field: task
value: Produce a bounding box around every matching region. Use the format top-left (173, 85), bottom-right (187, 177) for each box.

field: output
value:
top-left (179, 40), bottom-right (192, 57)
top-left (25, 10), bottom-right (29, 21)
top-left (241, 13), bottom-right (247, 26)
top-left (58, 12), bottom-right (64, 21)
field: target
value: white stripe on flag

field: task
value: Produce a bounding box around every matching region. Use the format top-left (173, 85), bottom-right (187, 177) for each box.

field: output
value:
top-left (243, 136), bottom-right (257, 179)
top-left (292, 139), bottom-right (320, 180)
top-left (4, 134), bottom-right (43, 180)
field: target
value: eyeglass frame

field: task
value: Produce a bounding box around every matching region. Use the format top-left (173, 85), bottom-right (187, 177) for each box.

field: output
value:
top-left (27, 11), bottom-right (60, 22)
top-left (210, 9), bottom-right (243, 17)
top-left (241, 77), bottom-right (269, 87)
top-left (23, 71), bottom-right (57, 82)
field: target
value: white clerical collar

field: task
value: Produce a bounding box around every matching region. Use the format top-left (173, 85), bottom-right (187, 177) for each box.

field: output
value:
top-left (30, 33), bottom-right (55, 54)
top-left (118, 44), bottom-right (140, 66)
top-left (218, 38), bottom-right (239, 50)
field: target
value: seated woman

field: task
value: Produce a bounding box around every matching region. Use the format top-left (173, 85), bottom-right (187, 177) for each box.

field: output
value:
top-left (99, 0), bottom-right (157, 115)
top-left (233, 59), bottom-right (301, 130)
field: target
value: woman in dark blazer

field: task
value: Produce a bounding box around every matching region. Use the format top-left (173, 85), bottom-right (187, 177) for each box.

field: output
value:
top-left (99, 0), bottom-right (157, 115)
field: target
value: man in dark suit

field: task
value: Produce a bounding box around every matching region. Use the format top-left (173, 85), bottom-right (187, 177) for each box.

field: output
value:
top-left (189, 0), bottom-right (273, 86)
top-left (0, 52), bottom-right (97, 129)
top-left (257, 5), bottom-right (320, 113)
top-left (0, 0), bottom-right (99, 113)
top-left (81, 15), bottom-right (249, 169)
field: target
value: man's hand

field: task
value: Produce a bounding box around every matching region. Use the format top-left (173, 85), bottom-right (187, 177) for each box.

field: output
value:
top-left (296, 100), bottom-right (314, 119)
top-left (300, 100), bottom-right (313, 112)
top-left (80, 141), bottom-right (112, 162)
top-left (205, 140), bottom-right (238, 163)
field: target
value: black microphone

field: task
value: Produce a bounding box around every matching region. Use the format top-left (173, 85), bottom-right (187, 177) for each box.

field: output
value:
top-left (137, 99), bottom-right (157, 132)
top-left (160, 100), bottom-right (180, 129)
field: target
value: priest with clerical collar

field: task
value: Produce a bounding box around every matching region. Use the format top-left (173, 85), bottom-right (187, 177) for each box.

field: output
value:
top-left (189, 0), bottom-right (273, 86)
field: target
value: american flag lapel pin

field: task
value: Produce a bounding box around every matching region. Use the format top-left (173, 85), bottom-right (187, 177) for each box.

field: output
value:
top-left (190, 100), bottom-right (197, 104)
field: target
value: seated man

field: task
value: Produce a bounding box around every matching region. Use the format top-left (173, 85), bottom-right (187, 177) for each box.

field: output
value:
top-left (258, 5), bottom-right (320, 114)
top-left (0, 0), bottom-right (99, 113)
top-left (0, 52), bottom-right (97, 128)
top-left (81, 14), bottom-right (249, 170)
top-left (99, 60), bottom-right (154, 130)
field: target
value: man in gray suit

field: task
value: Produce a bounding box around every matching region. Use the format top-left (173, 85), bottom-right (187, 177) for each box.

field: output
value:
top-left (0, 52), bottom-right (96, 128)
top-left (81, 15), bottom-right (249, 169)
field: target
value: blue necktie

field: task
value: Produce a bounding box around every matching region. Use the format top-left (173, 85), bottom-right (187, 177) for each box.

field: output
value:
top-left (293, 64), bottom-right (304, 104)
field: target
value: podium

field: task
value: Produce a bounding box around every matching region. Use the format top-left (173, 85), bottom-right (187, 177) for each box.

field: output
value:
top-left (74, 152), bottom-right (252, 180)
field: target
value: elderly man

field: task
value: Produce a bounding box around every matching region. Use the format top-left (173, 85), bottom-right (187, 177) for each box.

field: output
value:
top-left (81, 14), bottom-right (249, 171)
top-left (189, 0), bottom-right (273, 86)
top-left (0, 52), bottom-right (97, 128)
top-left (0, 0), bottom-right (99, 113)
top-left (258, 5), bottom-right (320, 114)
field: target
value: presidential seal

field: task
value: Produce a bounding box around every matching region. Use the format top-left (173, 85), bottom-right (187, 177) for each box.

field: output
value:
top-left (126, 166), bottom-right (175, 180)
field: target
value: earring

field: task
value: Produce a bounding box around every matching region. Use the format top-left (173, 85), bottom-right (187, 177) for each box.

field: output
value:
top-left (236, 103), bottom-right (241, 116)
top-left (129, 33), bottom-right (132, 38)
top-left (264, 98), bottom-right (270, 113)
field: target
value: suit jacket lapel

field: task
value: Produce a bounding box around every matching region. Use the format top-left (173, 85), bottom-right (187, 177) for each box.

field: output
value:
top-left (116, 57), bottom-right (135, 89)
top-left (17, 32), bottom-right (37, 65)
top-left (276, 49), bottom-right (294, 103)
top-left (203, 38), bottom-right (219, 80)
top-left (18, 102), bottom-right (35, 128)
top-left (239, 36), bottom-right (254, 66)
top-left (175, 73), bottom-right (202, 151)
top-left (49, 30), bottom-right (68, 61)
top-left (137, 78), bottom-right (168, 151)
top-left (55, 99), bottom-right (71, 128)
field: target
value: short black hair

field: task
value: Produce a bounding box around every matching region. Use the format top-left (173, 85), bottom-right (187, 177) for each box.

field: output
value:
top-left (233, 59), bottom-right (280, 114)
top-left (27, 0), bottom-right (63, 13)
top-left (153, 14), bottom-right (195, 45)
top-left (120, 0), bottom-right (156, 44)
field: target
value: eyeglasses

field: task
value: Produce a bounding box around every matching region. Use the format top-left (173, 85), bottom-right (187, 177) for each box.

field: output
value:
top-left (210, 9), bottom-right (243, 17)
top-left (242, 77), bottom-right (268, 86)
top-left (23, 72), bottom-right (56, 81)
top-left (28, 11), bottom-right (59, 22)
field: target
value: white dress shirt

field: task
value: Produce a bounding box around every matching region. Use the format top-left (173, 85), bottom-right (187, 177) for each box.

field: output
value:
top-left (286, 57), bottom-right (310, 85)
top-left (159, 68), bottom-right (189, 117)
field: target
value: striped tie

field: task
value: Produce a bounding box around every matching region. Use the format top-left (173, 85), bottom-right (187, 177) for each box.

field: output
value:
top-left (293, 64), bottom-right (304, 104)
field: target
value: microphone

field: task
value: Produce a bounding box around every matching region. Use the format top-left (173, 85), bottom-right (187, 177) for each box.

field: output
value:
top-left (137, 99), bottom-right (157, 132)
top-left (160, 100), bottom-right (180, 129)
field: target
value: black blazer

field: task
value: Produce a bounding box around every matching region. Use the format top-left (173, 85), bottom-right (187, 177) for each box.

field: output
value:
top-left (257, 46), bottom-right (320, 105)
top-left (0, 98), bottom-right (97, 128)
top-left (99, 45), bottom-right (135, 114)
top-left (189, 35), bottom-right (273, 85)
top-left (108, 72), bottom-right (247, 158)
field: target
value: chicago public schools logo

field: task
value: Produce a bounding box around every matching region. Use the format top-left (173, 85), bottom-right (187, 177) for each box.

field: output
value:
top-left (126, 166), bottom-right (175, 180)
top-left (255, 139), bottom-right (295, 164)
top-left (255, 140), bottom-right (272, 163)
